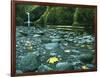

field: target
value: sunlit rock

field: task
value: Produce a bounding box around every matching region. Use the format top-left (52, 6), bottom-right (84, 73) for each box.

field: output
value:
top-left (64, 50), bottom-right (71, 53)
top-left (44, 43), bottom-right (58, 50)
top-left (16, 70), bottom-right (23, 74)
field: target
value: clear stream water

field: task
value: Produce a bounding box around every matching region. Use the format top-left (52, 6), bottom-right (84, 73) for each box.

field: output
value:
top-left (16, 26), bottom-right (95, 74)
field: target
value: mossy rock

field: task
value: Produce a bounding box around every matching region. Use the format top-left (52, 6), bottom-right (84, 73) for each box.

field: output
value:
top-left (38, 64), bottom-right (53, 72)
top-left (56, 62), bottom-right (74, 71)
top-left (79, 53), bottom-right (94, 63)
top-left (16, 70), bottom-right (23, 74)
top-left (19, 52), bottom-right (40, 72)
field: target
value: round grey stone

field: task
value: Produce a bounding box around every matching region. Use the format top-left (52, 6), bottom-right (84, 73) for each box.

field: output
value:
top-left (56, 62), bottom-right (74, 71)
top-left (44, 43), bottom-right (58, 50)
top-left (79, 53), bottom-right (93, 63)
top-left (38, 64), bottom-right (53, 72)
top-left (19, 52), bottom-right (40, 72)
top-left (16, 70), bottom-right (23, 74)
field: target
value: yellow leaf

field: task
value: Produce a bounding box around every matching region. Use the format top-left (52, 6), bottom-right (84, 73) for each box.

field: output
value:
top-left (81, 45), bottom-right (85, 48)
top-left (47, 57), bottom-right (59, 64)
top-left (27, 46), bottom-right (33, 51)
top-left (82, 65), bottom-right (89, 70)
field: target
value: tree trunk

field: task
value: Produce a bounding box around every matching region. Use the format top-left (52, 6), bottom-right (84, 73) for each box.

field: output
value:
top-left (33, 6), bottom-right (52, 27)
top-left (73, 8), bottom-right (79, 26)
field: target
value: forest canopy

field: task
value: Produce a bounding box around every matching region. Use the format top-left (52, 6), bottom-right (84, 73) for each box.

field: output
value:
top-left (16, 4), bottom-right (95, 31)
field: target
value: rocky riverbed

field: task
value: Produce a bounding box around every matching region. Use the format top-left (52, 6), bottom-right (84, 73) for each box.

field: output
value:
top-left (16, 26), bottom-right (95, 74)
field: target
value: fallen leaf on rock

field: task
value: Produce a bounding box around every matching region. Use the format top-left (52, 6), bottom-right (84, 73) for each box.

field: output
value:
top-left (82, 65), bottom-right (89, 70)
top-left (47, 57), bottom-right (59, 64)
top-left (26, 46), bottom-right (33, 51)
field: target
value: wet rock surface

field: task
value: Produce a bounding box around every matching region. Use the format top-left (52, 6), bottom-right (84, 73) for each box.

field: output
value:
top-left (38, 64), bottom-right (53, 72)
top-left (17, 52), bottom-right (40, 72)
top-left (56, 62), bottom-right (74, 71)
top-left (16, 26), bottom-right (95, 73)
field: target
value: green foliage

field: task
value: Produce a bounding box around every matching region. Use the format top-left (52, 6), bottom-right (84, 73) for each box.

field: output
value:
top-left (30, 6), bottom-right (47, 21)
top-left (47, 7), bottom-right (75, 25)
top-left (73, 8), bottom-right (94, 26)
top-left (73, 8), bottom-right (95, 34)
top-left (16, 4), bottom-right (39, 26)
top-left (16, 4), bottom-right (95, 32)
top-left (16, 4), bottom-right (25, 26)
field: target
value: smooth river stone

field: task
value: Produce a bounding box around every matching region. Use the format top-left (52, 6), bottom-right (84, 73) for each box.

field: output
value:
top-left (19, 52), bottom-right (40, 72)
top-left (33, 34), bottom-right (41, 37)
top-left (38, 64), bottom-right (53, 72)
top-left (56, 62), bottom-right (74, 71)
top-left (16, 70), bottom-right (23, 74)
top-left (44, 43), bottom-right (58, 50)
top-left (79, 53), bottom-right (93, 63)
top-left (51, 38), bottom-right (61, 42)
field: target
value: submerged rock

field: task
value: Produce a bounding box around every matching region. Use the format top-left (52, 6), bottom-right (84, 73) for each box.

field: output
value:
top-left (19, 52), bottom-right (40, 72)
top-left (16, 26), bottom-right (95, 72)
top-left (33, 34), bottom-right (41, 37)
top-left (41, 38), bottom-right (51, 43)
top-left (38, 64), bottom-right (53, 72)
top-left (50, 52), bottom-right (58, 56)
top-left (16, 70), bottom-right (23, 74)
top-left (79, 53), bottom-right (93, 63)
top-left (51, 38), bottom-right (61, 42)
top-left (56, 62), bottom-right (74, 71)
top-left (44, 43), bottom-right (58, 50)
top-left (86, 64), bottom-right (94, 69)
top-left (19, 30), bottom-right (28, 36)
